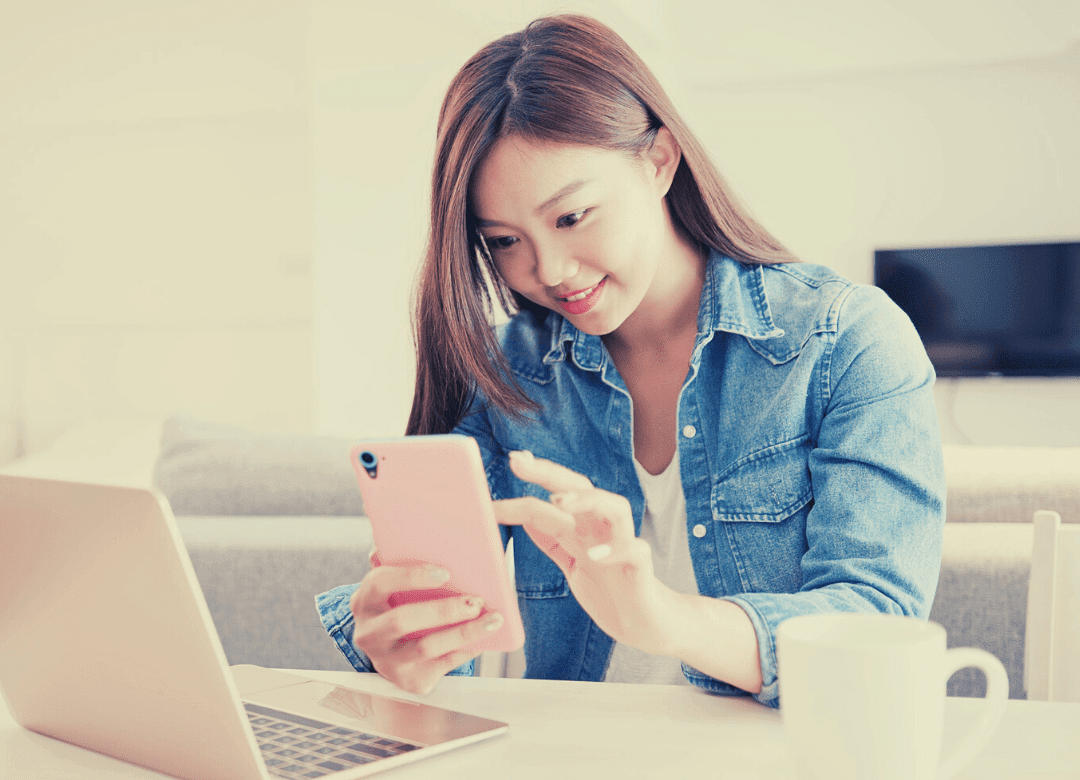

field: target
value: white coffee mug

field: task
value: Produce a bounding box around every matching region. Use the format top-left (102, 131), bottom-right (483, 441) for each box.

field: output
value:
top-left (777, 613), bottom-right (1008, 780)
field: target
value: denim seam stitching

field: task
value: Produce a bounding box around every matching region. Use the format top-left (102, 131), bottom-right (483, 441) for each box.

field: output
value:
top-left (711, 491), bottom-right (814, 524)
top-left (713, 433), bottom-right (811, 480)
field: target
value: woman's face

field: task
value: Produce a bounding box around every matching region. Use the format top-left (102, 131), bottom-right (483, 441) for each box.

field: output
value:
top-left (471, 131), bottom-right (684, 338)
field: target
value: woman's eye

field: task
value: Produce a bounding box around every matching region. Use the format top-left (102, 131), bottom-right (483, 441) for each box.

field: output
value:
top-left (556, 210), bottom-right (588, 229)
top-left (488, 236), bottom-right (518, 250)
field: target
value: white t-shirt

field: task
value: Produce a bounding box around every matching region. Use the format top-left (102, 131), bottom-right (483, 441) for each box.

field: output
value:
top-left (603, 452), bottom-right (698, 685)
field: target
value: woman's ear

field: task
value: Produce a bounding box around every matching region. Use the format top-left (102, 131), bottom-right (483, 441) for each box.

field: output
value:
top-left (645, 125), bottom-right (681, 198)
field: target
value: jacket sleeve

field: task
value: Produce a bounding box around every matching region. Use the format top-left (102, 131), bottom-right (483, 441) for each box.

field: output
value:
top-left (723, 284), bottom-right (946, 708)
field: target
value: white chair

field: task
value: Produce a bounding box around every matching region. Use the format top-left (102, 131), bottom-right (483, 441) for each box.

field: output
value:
top-left (1024, 510), bottom-right (1080, 701)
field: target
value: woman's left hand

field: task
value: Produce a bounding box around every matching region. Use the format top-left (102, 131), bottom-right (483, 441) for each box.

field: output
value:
top-left (493, 450), bottom-right (681, 657)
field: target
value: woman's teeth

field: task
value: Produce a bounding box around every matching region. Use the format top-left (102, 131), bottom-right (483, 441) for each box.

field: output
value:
top-left (562, 284), bottom-right (597, 303)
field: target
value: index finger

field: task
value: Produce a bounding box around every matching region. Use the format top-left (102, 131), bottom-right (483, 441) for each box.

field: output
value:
top-left (508, 450), bottom-right (593, 494)
top-left (350, 563), bottom-right (454, 615)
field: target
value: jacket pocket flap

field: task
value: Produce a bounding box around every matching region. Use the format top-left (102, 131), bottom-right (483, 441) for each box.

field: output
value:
top-left (711, 436), bottom-right (813, 522)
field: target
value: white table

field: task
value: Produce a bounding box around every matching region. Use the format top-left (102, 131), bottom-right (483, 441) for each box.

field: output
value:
top-left (3, 671), bottom-right (1079, 779)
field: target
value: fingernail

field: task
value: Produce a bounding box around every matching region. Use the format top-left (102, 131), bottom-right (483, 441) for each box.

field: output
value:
top-left (426, 567), bottom-right (450, 583)
top-left (482, 613), bottom-right (504, 631)
top-left (587, 544), bottom-right (612, 561)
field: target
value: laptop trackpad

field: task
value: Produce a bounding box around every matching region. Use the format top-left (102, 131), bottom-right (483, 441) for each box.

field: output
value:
top-left (241, 678), bottom-right (507, 746)
top-left (231, 664), bottom-right (313, 696)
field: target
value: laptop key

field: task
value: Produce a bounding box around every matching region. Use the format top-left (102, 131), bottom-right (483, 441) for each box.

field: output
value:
top-left (246, 701), bottom-right (425, 773)
top-left (245, 703), bottom-right (338, 732)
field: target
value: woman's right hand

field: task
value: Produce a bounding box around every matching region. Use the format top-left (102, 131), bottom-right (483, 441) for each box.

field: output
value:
top-left (348, 553), bottom-right (504, 695)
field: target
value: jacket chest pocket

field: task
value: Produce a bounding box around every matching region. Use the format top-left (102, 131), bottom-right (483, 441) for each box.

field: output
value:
top-left (512, 483), bottom-right (571, 599)
top-left (710, 436), bottom-right (813, 594)
top-left (512, 526), bottom-right (570, 598)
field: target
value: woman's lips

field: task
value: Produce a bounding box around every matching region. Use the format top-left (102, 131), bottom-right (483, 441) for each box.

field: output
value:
top-left (557, 277), bottom-right (607, 315)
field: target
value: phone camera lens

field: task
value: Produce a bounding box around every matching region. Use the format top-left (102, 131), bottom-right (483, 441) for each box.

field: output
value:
top-left (359, 450), bottom-right (378, 479)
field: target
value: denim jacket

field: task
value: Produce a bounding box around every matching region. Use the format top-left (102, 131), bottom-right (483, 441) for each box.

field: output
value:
top-left (316, 253), bottom-right (946, 708)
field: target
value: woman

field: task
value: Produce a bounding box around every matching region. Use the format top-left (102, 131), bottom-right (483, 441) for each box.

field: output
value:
top-left (317, 14), bottom-right (945, 708)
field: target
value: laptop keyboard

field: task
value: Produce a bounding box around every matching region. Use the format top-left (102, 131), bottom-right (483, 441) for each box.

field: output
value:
top-left (244, 702), bottom-right (421, 778)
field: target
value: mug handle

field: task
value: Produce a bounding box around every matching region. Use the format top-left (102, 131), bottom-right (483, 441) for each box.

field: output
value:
top-left (937, 647), bottom-right (1009, 780)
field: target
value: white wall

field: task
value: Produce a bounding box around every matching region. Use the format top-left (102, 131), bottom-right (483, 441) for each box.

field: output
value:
top-left (3, 0), bottom-right (1079, 465)
top-left (679, 35), bottom-right (1080, 445)
top-left (0, 0), bottom-right (316, 461)
top-left (309, 0), bottom-right (1080, 445)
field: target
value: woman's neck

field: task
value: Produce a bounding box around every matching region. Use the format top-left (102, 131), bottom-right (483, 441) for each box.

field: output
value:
top-left (602, 231), bottom-right (706, 359)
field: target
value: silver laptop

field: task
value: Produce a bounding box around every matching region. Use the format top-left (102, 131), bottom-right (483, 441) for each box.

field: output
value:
top-left (0, 474), bottom-right (508, 780)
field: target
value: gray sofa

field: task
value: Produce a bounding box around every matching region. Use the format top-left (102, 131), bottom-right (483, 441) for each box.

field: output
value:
top-left (154, 416), bottom-right (1080, 699)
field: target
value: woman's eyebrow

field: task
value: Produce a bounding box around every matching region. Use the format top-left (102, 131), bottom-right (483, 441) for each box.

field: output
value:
top-left (476, 178), bottom-right (593, 229)
top-left (535, 179), bottom-right (591, 214)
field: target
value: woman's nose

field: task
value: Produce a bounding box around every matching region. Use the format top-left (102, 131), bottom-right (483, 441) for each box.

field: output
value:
top-left (534, 246), bottom-right (580, 288)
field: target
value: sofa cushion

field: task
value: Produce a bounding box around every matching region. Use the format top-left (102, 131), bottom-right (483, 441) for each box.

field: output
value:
top-left (933, 522), bottom-right (1033, 699)
top-left (153, 416), bottom-right (364, 516)
top-left (943, 444), bottom-right (1080, 524)
top-left (177, 516), bottom-right (373, 671)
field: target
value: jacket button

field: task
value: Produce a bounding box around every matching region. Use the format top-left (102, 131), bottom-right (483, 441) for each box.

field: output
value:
top-left (692, 524), bottom-right (707, 538)
top-left (682, 425), bottom-right (697, 439)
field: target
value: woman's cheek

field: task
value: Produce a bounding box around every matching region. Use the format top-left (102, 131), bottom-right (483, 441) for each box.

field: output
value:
top-left (495, 258), bottom-right (531, 297)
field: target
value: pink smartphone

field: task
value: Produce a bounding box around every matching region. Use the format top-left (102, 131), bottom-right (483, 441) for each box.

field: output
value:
top-left (349, 435), bottom-right (525, 655)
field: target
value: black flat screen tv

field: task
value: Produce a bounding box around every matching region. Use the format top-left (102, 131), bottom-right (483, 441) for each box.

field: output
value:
top-left (874, 241), bottom-right (1080, 377)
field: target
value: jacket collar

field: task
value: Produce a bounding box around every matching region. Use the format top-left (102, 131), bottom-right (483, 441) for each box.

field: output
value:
top-left (696, 250), bottom-right (785, 340)
top-left (542, 251), bottom-right (785, 371)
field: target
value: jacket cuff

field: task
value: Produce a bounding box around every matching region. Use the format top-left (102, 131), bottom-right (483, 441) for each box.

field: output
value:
top-left (315, 584), bottom-right (375, 673)
top-left (720, 595), bottom-right (780, 708)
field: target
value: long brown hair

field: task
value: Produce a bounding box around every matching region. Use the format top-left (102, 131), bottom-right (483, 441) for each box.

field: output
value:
top-left (407, 14), bottom-right (795, 436)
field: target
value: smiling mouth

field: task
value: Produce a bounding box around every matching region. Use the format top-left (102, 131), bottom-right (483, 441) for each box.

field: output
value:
top-left (559, 282), bottom-right (602, 302)
top-left (555, 277), bottom-right (607, 315)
